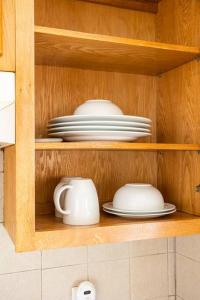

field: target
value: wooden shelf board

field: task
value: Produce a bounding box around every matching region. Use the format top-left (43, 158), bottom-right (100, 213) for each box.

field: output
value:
top-left (35, 142), bottom-right (200, 151)
top-left (79, 0), bottom-right (160, 13)
top-left (35, 212), bottom-right (200, 249)
top-left (35, 26), bottom-right (200, 75)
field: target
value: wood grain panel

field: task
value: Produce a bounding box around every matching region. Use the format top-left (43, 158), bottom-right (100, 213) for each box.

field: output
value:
top-left (157, 0), bottom-right (200, 46)
top-left (34, 212), bottom-right (200, 250)
top-left (0, 0), bottom-right (15, 71)
top-left (158, 152), bottom-right (200, 215)
top-left (35, 142), bottom-right (200, 151)
top-left (79, 0), bottom-right (159, 13)
top-left (35, 26), bottom-right (199, 75)
top-left (35, 0), bottom-right (155, 41)
top-left (35, 65), bottom-right (157, 141)
top-left (35, 151), bottom-right (157, 215)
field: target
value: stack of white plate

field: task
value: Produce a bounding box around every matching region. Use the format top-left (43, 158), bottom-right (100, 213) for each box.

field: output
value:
top-left (48, 99), bottom-right (152, 141)
top-left (103, 202), bottom-right (176, 219)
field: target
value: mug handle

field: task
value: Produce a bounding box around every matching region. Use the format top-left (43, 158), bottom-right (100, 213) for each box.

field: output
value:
top-left (54, 185), bottom-right (73, 216)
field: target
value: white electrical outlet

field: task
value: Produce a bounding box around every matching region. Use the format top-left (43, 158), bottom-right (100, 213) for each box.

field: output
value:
top-left (72, 281), bottom-right (96, 300)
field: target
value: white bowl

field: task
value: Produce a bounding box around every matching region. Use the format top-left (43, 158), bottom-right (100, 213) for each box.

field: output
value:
top-left (73, 100), bottom-right (123, 116)
top-left (113, 184), bottom-right (164, 211)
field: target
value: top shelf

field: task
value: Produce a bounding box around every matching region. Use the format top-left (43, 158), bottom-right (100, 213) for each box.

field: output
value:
top-left (35, 26), bottom-right (200, 76)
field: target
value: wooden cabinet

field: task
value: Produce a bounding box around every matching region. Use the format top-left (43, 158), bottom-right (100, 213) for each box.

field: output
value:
top-left (4, 0), bottom-right (200, 251)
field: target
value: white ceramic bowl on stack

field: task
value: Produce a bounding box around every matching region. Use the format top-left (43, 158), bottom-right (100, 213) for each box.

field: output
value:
top-left (103, 184), bottom-right (176, 219)
top-left (48, 99), bottom-right (152, 142)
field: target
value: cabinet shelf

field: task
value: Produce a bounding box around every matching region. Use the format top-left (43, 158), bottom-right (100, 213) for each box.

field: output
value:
top-left (34, 212), bottom-right (200, 249)
top-left (35, 142), bottom-right (200, 151)
top-left (35, 26), bottom-right (200, 75)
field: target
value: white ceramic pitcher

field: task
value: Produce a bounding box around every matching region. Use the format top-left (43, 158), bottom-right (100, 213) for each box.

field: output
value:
top-left (54, 177), bottom-right (82, 218)
top-left (54, 178), bottom-right (100, 225)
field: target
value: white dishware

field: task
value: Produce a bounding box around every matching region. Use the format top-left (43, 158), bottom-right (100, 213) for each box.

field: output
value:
top-left (74, 99), bottom-right (123, 116)
top-left (35, 138), bottom-right (63, 143)
top-left (103, 202), bottom-right (176, 214)
top-left (48, 125), bottom-right (150, 133)
top-left (103, 208), bottom-right (176, 219)
top-left (54, 177), bottom-right (82, 218)
top-left (54, 178), bottom-right (100, 225)
top-left (113, 184), bottom-right (164, 211)
top-left (47, 120), bottom-right (151, 128)
top-left (48, 130), bottom-right (151, 141)
top-left (49, 114), bottom-right (152, 124)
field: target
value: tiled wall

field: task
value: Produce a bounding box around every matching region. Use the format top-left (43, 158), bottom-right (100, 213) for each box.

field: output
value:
top-left (0, 150), bottom-right (176, 300)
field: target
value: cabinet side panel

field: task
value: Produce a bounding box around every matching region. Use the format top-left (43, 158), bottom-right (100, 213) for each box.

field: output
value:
top-left (156, 0), bottom-right (200, 215)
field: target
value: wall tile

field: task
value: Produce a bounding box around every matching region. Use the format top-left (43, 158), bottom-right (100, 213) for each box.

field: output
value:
top-left (0, 224), bottom-right (41, 274)
top-left (131, 254), bottom-right (168, 300)
top-left (176, 254), bottom-right (200, 300)
top-left (0, 270), bottom-right (41, 300)
top-left (176, 235), bottom-right (200, 262)
top-left (168, 238), bottom-right (175, 253)
top-left (0, 150), bottom-right (3, 172)
top-left (42, 264), bottom-right (87, 300)
top-left (88, 242), bottom-right (129, 262)
top-left (130, 238), bottom-right (167, 257)
top-left (42, 246), bottom-right (87, 269)
top-left (88, 259), bottom-right (130, 300)
top-left (168, 253), bottom-right (175, 296)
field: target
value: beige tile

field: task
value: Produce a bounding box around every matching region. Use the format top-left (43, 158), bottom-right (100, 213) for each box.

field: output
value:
top-left (0, 270), bottom-right (41, 300)
top-left (176, 254), bottom-right (200, 300)
top-left (168, 238), bottom-right (175, 253)
top-left (88, 259), bottom-right (130, 300)
top-left (131, 254), bottom-right (168, 300)
top-left (176, 297), bottom-right (183, 300)
top-left (88, 242), bottom-right (129, 262)
top-left (42, 264), bottom-right (87, 300)
top-left (130, 238), bottom-right (167, 257)
top-left (168, 253), bottom-right (175, 296)
top-left (0, 224), bottom-right (41, 274)
top-left (168, 297), bottom-right (176, 300)
top-left (176, 235), bottom-right (200, 261)
top-left (0, 150), bottom-right (3, 172)
top-left (42, 246), bottom-right (87, 268)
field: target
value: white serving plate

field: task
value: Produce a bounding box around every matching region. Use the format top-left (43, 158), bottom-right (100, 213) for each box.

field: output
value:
top-left (47, 120), bottom-right (151, 129)
top-left (35, 138), bottom-right (63, 143)
top-left (49, 115), bottom-right (152, 124)
top-left (103, 208), bottom-right (176, 218)
top-left (48, 131), bottom-right (151, 141)
top-left (103, 202), bottom-right (176, 214)
top-left (48, 125), bottom-right (151, 133)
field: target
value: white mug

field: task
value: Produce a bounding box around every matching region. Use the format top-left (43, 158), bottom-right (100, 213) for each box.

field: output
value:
top-left (54, 177), bottom-right (82, 218)
top-left (54, 178), bottom-right (100, 225)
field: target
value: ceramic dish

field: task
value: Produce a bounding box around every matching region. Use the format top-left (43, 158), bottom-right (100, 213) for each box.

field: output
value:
top-left (48, 131), bottom-right (151, 141)
top-left (35, 138), bottom-right (63, 142)
top-left (74, 99), bottom-right (123, 115)
top-left (47, 120), bottom-right (151, 129)
top-left (103, 202), bottom-right (176, 214)
top-left (49, 115), bottom-right (152, 124)
top-left (48, 125), bottom-right (151, 133)
top-left (103, 208), bottom-right (176, 218)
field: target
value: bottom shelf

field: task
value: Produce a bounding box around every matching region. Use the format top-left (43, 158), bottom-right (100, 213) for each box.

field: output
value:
top-left (35, 211), bottom-right (200, 250)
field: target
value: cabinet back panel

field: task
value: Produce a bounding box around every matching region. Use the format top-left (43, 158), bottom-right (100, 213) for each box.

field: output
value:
top-left (35, 65), bottom-right (157, 141)
top-left (35, 151), bottom-right (157, 215)
top-left (35, 0), bottom-right (155, 40)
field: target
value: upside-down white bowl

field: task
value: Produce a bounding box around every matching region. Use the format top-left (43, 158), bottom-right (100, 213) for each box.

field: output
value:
top-left (113, 184), bottom-right (164, 211)
top-left (73, 99), bottom-right (123, 116)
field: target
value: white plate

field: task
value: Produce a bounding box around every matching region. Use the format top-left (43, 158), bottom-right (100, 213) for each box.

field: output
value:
top-left (48, 131), bottom-right (151, 141)
top-left (103, 208), bottom-right (176, 219)
top-left (49, 115), bottom-right (152, 124)
top-left (35, 138), bottom-right (63, 143)
top-left (47, 120), bottom-right (151, 129)
top-left (48, 125), bottom-right (151, 133)
top-left (103, 202), bottom-right (176, 214)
